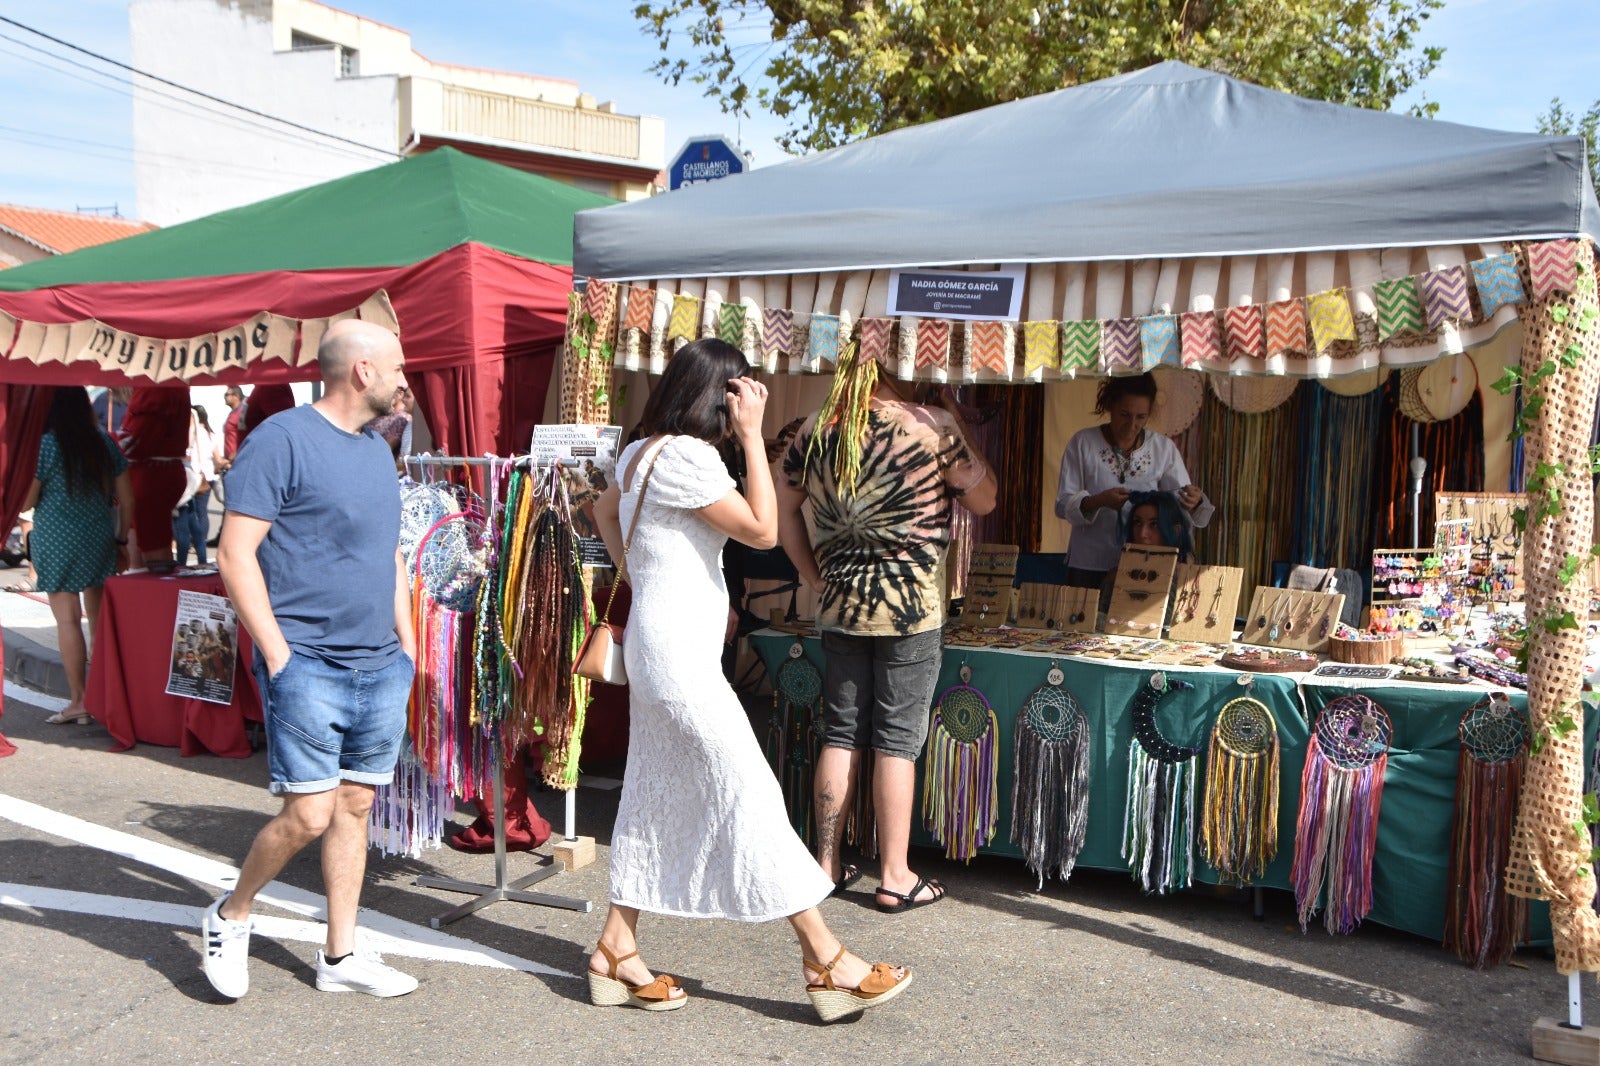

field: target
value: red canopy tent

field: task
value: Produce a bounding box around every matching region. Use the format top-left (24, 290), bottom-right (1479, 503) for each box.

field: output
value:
top-left (0, 148), bottom-right (612, 755)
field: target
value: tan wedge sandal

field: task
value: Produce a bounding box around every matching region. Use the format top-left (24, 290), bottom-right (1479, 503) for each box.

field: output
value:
top-left (587, 942), bottom-right (687, 1012)
top-left (803, 947), bottom-right (913, 1023)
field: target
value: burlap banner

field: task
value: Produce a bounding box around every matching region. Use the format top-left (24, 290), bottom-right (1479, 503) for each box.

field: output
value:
top-left (0, 289), bottom-right (397, 382)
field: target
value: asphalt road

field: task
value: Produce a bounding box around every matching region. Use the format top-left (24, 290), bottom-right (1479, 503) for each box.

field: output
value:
top-left (0, 679), bottom-right (1574, 1065)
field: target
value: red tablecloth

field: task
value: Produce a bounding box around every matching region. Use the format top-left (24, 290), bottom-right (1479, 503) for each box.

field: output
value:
top-left (86, 571), bottom-right (261, 758)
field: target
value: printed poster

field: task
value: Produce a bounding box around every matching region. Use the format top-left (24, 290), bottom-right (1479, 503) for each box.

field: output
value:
top-left (530, 423), bottom-right (623, 567)
top-left (165, 590), bottom-right (239, 705)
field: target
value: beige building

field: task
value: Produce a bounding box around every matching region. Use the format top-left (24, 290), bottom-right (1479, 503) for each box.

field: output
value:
top-left (131, 0), bottom-right (666, 226)
top-left (0, 204), bottom-right (156, 268)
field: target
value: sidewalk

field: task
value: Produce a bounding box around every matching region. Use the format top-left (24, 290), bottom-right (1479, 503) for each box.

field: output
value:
top-left (0, 575), bottom-right (70, 699)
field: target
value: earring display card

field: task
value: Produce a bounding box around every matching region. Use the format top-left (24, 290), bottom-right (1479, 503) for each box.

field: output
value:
top-left (958, 542), bottom-right (1019, 627)
top-left (1015, 583), bottom-right (1088, 631)
top-left (1239, 586), bottom-right (1344, 652)
top-left (1104, 545), bottom-right (1178, 637)
top-left (1165, 563), bottom-right (1244, 643)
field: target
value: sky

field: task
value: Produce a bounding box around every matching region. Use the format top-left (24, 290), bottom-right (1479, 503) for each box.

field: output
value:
top-left (0, 0), bottom-right (1594, 218)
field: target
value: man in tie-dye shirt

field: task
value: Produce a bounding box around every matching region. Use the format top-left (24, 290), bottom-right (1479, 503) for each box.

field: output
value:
top-left (778, 351), bottom-right (995, 913)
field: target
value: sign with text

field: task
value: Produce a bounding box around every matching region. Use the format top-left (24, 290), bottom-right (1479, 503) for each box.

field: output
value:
top-left (165, 590), bottom-right (238, 705)
top-left (886, 265), bottom-right (1027, 322)
top-left (530, 424), bottom-right (624, 567)
top-left (669, 136), bottom-right (746, 191)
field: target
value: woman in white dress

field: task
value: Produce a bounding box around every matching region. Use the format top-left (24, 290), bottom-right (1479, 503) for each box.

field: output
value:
top-left (591, 339), bottom-right (912, 1022)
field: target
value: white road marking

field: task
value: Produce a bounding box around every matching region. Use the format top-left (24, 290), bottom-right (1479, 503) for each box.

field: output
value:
top-left (3, 678), bottom-right (70, 714)
top-left (0, 793), bottom-right (575, 978)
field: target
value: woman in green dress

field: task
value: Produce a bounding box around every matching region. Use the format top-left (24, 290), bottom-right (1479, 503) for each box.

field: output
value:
top-left (21, 387), bottom-right (134, 724)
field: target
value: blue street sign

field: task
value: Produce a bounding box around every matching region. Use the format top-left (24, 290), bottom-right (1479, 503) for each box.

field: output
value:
top-left (669, 136), bottom-right (746, 191)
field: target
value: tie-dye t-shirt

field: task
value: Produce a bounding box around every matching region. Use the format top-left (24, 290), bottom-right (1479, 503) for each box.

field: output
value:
top-left (783, 400), bottom-right (973, 636)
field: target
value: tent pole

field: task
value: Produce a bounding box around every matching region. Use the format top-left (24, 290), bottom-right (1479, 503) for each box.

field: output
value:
top-left (1408, 425), bottom-right (1426, 546)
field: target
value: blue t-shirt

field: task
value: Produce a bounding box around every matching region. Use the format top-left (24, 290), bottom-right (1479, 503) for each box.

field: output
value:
top-left (225, 404), bottom-right (401, 669)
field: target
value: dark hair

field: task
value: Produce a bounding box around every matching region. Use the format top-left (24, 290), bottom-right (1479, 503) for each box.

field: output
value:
top-left (224, 385), bottom-right (244, 400)
top-left (638, 338), bottom-right (753, 442)
top-left (49, 387), bottom-right (115, 499)
top-left (1094, 372), bottom-right (1158, 416)
top-left (191, 404), bottom-right (212, 432)
top-left (1123, 490), bottom-right (1193, 561)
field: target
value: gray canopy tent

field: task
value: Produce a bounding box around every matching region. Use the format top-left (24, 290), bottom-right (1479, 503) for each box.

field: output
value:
top-left (568, 63), bottom-right (1600, 992)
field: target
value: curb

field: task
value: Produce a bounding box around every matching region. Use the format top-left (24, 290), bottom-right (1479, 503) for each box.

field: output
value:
top-left (3, 629), bottom-right (70, 700)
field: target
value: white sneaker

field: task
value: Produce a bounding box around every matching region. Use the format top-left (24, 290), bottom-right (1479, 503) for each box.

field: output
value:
top-left (200, 895), bottom-right (251, 998)
top-left (315, 949), bottom-right (419, 998)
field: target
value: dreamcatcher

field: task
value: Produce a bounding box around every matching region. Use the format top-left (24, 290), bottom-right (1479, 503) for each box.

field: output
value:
top-left (1445, 694), bottom-right (1530, 968)
top-left (922, 663), bottom-right (1000, 862)
top-left (1010, 662), bottom-right (1090, 888)
top-left (1292, 695), bottom-right (1391, 934)
top-left (399, 480), bottom-right (460, 571)
top-left (1201, 689), bottom-right (1281, 884)
top-left (1122, 672), bottom-right (1199, 895)
top-left (768, 641), bottom-right (823, 842)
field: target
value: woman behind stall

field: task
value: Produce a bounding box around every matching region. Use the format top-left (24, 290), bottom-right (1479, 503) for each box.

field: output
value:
top-left (23, 387), bottom-right (135, 724)
top-left (1055, 373), bottom-right (1213, 591)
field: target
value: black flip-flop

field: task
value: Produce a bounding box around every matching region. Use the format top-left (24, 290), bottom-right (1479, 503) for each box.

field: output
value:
top-left (831, 864), bottom-right (863, 896)
top-left (875, 876), bottom-right (946, 913)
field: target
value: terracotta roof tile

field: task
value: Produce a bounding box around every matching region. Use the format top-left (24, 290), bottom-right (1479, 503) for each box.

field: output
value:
top-left (0, 203), bottom-right (156, 255)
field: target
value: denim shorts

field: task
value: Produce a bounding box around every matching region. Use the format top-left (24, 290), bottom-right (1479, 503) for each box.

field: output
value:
top-left (252, 650), bottom-right (414, 795)
top-left (820, 628), bottom-right (943, 761)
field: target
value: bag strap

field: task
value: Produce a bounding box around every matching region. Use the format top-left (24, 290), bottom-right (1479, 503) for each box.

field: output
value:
top-left (597, 438), bottom-right (669, 626)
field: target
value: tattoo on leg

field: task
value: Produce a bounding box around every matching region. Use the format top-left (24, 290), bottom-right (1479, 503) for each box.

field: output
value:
top-left (816, 781), bottom-right (841, 862)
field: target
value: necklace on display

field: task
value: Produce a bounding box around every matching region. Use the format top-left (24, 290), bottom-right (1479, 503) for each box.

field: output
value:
top-left (1205, 582), bottom-right (1225, 628)
top-left (1267, 594), bottom-right (1293, 642)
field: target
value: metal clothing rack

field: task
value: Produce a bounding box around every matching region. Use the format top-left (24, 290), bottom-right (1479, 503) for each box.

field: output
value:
top-left (403, 451), bottom-right (593, 926)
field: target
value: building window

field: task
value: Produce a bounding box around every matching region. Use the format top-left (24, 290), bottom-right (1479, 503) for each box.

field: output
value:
top-left (339, 46), bottom-right (359, 77)
top-left (290, 30), bottom-right (328, 50)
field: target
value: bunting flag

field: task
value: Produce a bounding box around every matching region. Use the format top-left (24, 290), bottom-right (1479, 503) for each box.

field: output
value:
top-left (668, 293), bottom-right (702, 341)
top-left (968, 321), bottom-right (1012, 374)
top-left (916, 319), bottom-right (952, 369)
top-left (857, 316), bottom-right (895, 368)
top-left (1139, 314), bottom-right (1180, 369)
top-left (581, 278), bottom-right (616, 334)
top-left (716, 301), bottom-right (747, 347)
top-left (1060, 320), bottom-right (1100, 372)
top-left (1470, 253), bottom-right (1526, 318)
top-left (1099, 319), bottom-right (1141, 374)
top-left (761, 307), bottom-right (794, 357)
top-left (806, 313), bottom-right (842, 367)
top-left (1528, 239), bottom-right (1579, 300)
top-left (1022, 320), bottom-right (1059, 374)
top-left (1306, 289), bottom-right (1357, 351)
top-left (1418, 265), bottom-right (1472, 330)
top-left (1179, 310), bottom-right (1221, 367)
top-left (1223, 305), bottom-right (1266, 361)
top-left (623, 286), bottom-right (655, 332)
top-left (1265, 298), bottom-right (1308, 357)
top-left (1374, 276), bottom-right (1425, 340)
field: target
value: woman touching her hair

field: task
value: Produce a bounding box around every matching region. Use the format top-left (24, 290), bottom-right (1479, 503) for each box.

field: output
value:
top-left (588, 338), bottom-right (912, 1023)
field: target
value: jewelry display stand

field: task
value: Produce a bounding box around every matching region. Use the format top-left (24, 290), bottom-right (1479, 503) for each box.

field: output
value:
top-left (1057, 586), bottom-right (1101, 634)
top-left (959, 543), bottom-right (1020, 626)
top-left (1104, 545), bottom-right (1178, 637)
top-left (415, 754), bottom-right (593, 927)
top-left (1238, 586), bottom-right (1343, 652)
top-left (1166, 564), bottom-right (1244, 643)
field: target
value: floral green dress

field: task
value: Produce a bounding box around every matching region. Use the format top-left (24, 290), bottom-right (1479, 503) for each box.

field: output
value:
top-left (32, 430), bottom-right (127, 594)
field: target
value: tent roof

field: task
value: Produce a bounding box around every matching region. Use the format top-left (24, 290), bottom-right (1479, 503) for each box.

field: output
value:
top-left (574, 62), bottom-right (1600, 281)
top-left (0, 147), bottom-right (613, 292)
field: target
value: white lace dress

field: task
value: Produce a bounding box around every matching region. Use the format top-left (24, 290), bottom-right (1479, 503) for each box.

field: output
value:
top-left (610, 435), bottom-right (834, 921)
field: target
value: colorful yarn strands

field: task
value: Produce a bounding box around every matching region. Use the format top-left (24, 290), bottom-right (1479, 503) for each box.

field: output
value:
top-left (803, 338), bottom-right (876, 498)
top-left (1201, 696), bottom-right (1280, 884)
top-left (1122, 673), bottom-right (1199, 895)
top-left (503, 469), bottom-right (590, 789)
top-left (1292, 696), bottom-right (1391, 934)
top-left (370, 744), bottom-right (454, 859)
top-left (922, 667), bottom-right (1000, 862)
top-left (1009, 666), bottom-right (1090, 888)
top-left (767, 643), bottom-right (823, 843)
top-left (1445, 695), bottom-right (1530, 969)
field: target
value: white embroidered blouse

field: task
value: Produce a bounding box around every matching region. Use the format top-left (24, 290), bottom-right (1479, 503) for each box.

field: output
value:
top-left (1054, 426), bottom-right (1215, 572)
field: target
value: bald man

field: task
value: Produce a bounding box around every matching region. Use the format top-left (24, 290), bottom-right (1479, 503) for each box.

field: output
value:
top-left (205, 320), bottom-right (419, 1001)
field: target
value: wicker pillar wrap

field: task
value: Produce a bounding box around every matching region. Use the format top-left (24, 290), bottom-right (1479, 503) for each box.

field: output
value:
top-left (1504, 238), bottom-right (1600, 974)
top-left (558, 287), bottom-right (616, 425)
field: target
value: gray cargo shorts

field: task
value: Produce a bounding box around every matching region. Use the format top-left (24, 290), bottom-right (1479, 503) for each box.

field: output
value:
top-left (820, 628), bottom-right (943, 761)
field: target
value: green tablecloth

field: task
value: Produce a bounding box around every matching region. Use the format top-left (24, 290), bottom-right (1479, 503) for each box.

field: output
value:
top-left (750, 632), bottom-right (1594, 943)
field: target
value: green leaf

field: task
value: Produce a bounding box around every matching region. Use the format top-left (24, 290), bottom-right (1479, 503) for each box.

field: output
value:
top-left (1490, 366), bottom-right (1523, 396)
top-left (1552, 305), bottom-right (1571, 324)
top-left (1563, 344), bottom-right (1585, 368)
top-left (1560, 553), bottom-right (1586, 585)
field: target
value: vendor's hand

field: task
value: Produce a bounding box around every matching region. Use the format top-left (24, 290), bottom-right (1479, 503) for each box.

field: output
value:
top-left (1178, 484), bottom-right (1204, 511)
top-left (725, 377), bottom-right (768, 441)
top-left (1090, 487), bottom-right (1131, 512)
